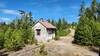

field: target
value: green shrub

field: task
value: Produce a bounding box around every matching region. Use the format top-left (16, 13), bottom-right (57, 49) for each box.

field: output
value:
top-left (4, 29), bottom-right (24, 51)
top-left (0, 32), bottom-right (5, 49)
top-left (39, 43), bottom-right (47, 56)
top-left (4, 27), bottom-right (13, 50)
top-left (54, 35), bottom-right (60, 40)
top-left (54, 29), bottom-right (70, 40)
top-left (22, 26), bottom-right (35, 44)
top-left (93, 22), bottom-right (100, 46)
top-left (57, 29), bottom-right (70, 36)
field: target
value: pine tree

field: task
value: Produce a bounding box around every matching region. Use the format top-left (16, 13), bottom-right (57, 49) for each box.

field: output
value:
top-left (0, 31), bottom-right (4, 49)
top-left (18, 10), bottom-right (35, 44)
top-left (11, 29), bottom-right (24, 50)
top-left (97, 3), bottom-right (100, 22)
top-left (51, 19), bottom-right (56, 26)
top-left (4, 27), bottom-right (13, 50)
top-left (74, 1), bottom-right (87, 44)
top-left (61, 18), bottom-right (67, 29)
top-left (74, 15), bottom-right (93, 45)
top-left (91, 0), bottom-right (97, 20)
top-left (96, 3), bottom-right (100, 55)
top-left (74, 0), bottom-right (97, 45)
top-left (74, 1), bottom-right (100, 54)
top-left (57, 18), bottom-right (62, 30)
top-left (47, 19), bottom-right (51, 23)
top-left (79, 0), bottom-right (85, 16)
top-left (91, 0), bottom-right (97, 14)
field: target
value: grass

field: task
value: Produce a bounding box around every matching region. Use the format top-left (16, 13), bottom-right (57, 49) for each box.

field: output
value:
top-left (54, 29), bottom-right (70, 40)
top-left (57, 29), bottom-right (70, 36)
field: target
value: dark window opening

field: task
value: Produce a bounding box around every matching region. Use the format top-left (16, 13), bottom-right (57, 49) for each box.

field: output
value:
top-left (47, 29), bottom-right (55, 34)
top-left (48, 30), bottom-right (53, 34)
top-left (36, 29), bottom-right (41, 35)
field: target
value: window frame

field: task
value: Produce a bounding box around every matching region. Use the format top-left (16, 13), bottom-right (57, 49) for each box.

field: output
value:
top-left (36, 29), bottom-right (41, 35)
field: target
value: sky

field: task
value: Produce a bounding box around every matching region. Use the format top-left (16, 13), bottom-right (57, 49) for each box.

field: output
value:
top-left (0, 0), bottom-right (100, 23)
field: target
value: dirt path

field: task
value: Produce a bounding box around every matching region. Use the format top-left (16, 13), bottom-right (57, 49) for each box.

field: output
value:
top-left (45, 29), bottom-right (98, 56)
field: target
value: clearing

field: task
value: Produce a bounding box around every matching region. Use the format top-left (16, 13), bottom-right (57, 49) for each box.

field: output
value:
top-left (1, 29), bottom-right (98, 56)
top-left (45, 29), bottom-right (98, 56)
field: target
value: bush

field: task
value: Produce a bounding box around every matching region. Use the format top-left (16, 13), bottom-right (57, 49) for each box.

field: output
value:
top-left (4, 28), bottom-right (13, 50)
top-left (39, 43), bottom-right (47, 56)
top-left (22, 26), bottom-right (35, 44)
top-left (54, 29), bottom-right (70, 40)
top-left (4, 28), bottom-right (24, 51)
top-left (54, 35), bottom-right (60, 40)
top-left (93, 22), bottom-right (100, 46)
top-left (57, 29), bottom-right (70, 36)
top-left (0, 32), bottom-right (5, 49)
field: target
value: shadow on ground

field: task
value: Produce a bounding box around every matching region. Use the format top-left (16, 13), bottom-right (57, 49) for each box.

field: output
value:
top-left (0, 49), bottom-right (8, 56)
top-left (89, 47), bottom-right (99, 53)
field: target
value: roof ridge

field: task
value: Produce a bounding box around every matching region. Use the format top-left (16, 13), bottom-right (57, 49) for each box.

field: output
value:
top-left (39, 21), bottom-right (56, 29)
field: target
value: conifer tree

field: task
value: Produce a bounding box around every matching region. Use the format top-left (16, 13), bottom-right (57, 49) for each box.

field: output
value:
top-left (0, 31), bottom-right (4, 49)
top-left (74, 1), bottom-right (100, 54)
top-left (79, 1), bottom-right (85, 16)
top-left (97, 3), bottom-right (100, 22)
top-left (57, 18), bottom-right (62, 30)
top-left (74, 0), bottom-right (97, 45)
top-left (91, 0), bottom-right (97, 14)
top-left (4, 27), bottom-right (24, 50)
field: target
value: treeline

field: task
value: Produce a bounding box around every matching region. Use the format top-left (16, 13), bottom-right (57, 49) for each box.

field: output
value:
top-left (0, 10), bottom-right (70, 51)
top-left (47, 18), bottom-right (70, 38)
top-left (74, 0), bottom-right (100, 47)
top-left (0, 11), bottom-right (35, 51)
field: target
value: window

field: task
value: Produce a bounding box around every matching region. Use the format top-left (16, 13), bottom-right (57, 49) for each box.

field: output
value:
top-left (48, 30), bottom-right (53, 34)
top-left (36, 29), bottom-right (41, 35)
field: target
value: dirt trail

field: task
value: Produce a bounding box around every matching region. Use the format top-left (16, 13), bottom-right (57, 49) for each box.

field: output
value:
top-left (45, 29), bottom-right (98, 56)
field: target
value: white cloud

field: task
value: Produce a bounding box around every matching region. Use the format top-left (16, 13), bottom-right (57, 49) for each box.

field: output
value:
top-left (0, 9), bottom-right (20, 15)
top-left (76, 16), bottom-right (80, 19)
top-left (0, 17), bottom-right (12, 23)
top-left (0, 2), bottom-right (6, 7)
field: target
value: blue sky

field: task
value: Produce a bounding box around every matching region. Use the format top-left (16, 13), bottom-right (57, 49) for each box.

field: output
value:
top-left (0, 0), bottom-right (100, 23)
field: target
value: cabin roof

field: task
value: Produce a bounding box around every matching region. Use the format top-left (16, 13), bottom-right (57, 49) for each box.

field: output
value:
top-left (39, 21), bottom-right (56, 29)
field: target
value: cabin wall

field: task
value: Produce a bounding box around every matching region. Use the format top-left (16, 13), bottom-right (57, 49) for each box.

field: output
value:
top-left (33, 23), bottom-right (49, 42)
top-left (47, 30), bottom-right (55, 40)
top-left (33, 22), bottom-right (56, 42)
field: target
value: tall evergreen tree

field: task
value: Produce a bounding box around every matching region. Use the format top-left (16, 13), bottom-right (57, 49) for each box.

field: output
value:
top-left (18, 10), bottom-right (35, 44)
top-left (91, 0), bottom-right (97, 14)
top-left (0, 30), bottom-right (5, 49)
top-left (91, 0), bottom-right (97, 20)
top-left (47, 19), bottom-right (51, 23)
top-left (79, 0), bottom-right (85, 16)
top-left (57, 18), bottom-right (62, 30)
top-left (97, 3), bottom-right (100, 22)
top-left (62, 18), bottom-right (67, 29)
top-left (74, 0), bottom-right (93, 43)
top-left (4, 29), bottom-right (24, 50)
top-left (74, 0), bottom-right (100, 54)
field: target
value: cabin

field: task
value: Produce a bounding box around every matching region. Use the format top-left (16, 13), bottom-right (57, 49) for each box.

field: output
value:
top-left (33, 20), bottom-right (56, 42)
